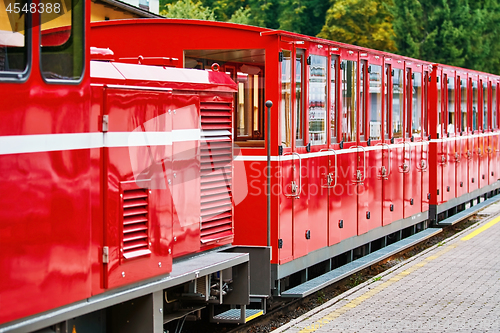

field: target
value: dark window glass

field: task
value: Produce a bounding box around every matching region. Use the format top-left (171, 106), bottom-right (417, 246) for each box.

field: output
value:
top-left (1, 1), bottom-right (29, 79)
top-left (41, 0), bottom-right (84, 81)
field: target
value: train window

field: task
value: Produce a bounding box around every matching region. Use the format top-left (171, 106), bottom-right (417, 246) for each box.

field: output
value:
top-left (405, 69), bottom-right (411, 136)
top-left (412, 72), bottom-right (422, 136)
top-left (236, 72), bottom-right (263, 140)
top-left (295, 50), bottom-right (305, 145)
top-left (330, 56), bottom-right (337, 143)
top-left (40, 0), bottom-right (84, 81)
top-left (281, 50), bottom-right (292, 147)
top-left (360, 61), bottom-right (366, 140)
top-left (392, 68), bottom-right (403, 138)
top-left (460, 78), bottom-right (467, 132)
top-left (368, 65), bottom-right (382, 140)
top-left (493, 84), bottom-right (498, 129)
top-left (308, 55), bottom-right (327, 145)
top-left (482, 82), bottom-right (488, 130)
top-left (472, 80), bottom-right (478, 131)
top-left (437, 75), bottom-right (442, 136)
top-left (341, 59), bottom-right (357, 142)
top-left (385, 65), bottom-right (390, 138)
top-left (447, 76), bottom-right (455, 134)
top-left (423, 72), bottom-right (428, 137)
top-left (1, 1), bottom-right (30, 79)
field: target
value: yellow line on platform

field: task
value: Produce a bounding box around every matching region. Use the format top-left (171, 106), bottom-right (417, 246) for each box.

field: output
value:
top-left (294, 214), bottom-right (500, 333)
top-left (296, 242), bottom-right (457, 333)
top-left (461, 215), bottom-right (500, 241)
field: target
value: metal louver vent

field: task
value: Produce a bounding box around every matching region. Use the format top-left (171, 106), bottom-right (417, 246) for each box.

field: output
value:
top-left (199, 100), bottom-right (233, 245)
top-left (122, 187), bottom-right (151, 259)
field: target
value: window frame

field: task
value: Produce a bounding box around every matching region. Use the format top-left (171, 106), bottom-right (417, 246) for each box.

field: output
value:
top-left (0, 6), bottom-right (32, 82)
top-left (40, 0), bottom-right (85, 84)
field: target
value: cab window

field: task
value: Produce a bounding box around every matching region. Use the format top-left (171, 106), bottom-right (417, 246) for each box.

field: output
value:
top-left (40, 0), bottom-right (84, 81)
top-left (1, 0), bottom-right (30, 79)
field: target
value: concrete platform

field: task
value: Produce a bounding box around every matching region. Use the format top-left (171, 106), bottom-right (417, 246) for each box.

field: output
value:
top-left (274, 207), bottom-right (500, 332)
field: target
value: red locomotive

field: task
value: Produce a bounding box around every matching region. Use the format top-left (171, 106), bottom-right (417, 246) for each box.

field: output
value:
top-left (1, 3), bottom-right (499, 332)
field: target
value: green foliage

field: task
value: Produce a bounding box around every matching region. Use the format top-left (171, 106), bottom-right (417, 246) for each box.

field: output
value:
top-left (160, 0), bottom-right (216, 20)
top-left (317, 0), bottom-right (397, 52)
top-left (277, 0), bottom-right (330, 36)
top-left (391, 0), bottom-right (500, 74)
top-left (228, 7), bottom-right (252, 25)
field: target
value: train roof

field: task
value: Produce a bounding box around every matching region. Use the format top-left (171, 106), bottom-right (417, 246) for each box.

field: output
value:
top-left (90, 59), bottom-right (237, 92)
top-left (91, 18), bottom-right (500, 80)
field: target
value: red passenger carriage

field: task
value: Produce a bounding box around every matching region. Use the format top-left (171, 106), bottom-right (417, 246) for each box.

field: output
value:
top-left (1, 7), bottom-right (500, 332)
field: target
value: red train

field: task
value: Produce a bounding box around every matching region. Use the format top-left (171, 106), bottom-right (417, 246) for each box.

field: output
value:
top-left (1, 3), bottom-right (499, 332)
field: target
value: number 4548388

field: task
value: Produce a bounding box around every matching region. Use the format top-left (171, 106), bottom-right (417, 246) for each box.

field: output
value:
top-left (6, 2), bottom-right (61, 14)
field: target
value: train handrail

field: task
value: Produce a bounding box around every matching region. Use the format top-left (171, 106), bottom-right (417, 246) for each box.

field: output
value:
top-left (402, 141), bottom-right (411, 173)
top-left (320, 148), bottom-right (337, 188)
top-left (376, 143), bottom-right (391, 179)
top-left (349, 145), bottom-right (366, 184)
top-left (282, 152), bottom-right (302, 198)
top-left (417, 142), bottom-right (429, 172)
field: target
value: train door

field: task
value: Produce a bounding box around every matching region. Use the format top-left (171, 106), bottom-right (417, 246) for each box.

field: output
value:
top-left (441, 72), bottom-right (457, 203)
top-left (421, 70), bottom-right (430, 212)
top-left (326, 53), bottom-right (345, 246)
top-left (306, 50), bottom-right (329, 253)
top-left (456, 75), bottom-right (468, 197)
top-left (403, 66), bottom-right (423, 218)
top-left (489, 81), bottom-right (499, 184)
top-left (278, 48), bottom-right (295, 264)
top-left (357, 58), bottom-right (383, 235)
top-left (290, 48), bottom-right (310, 260)
top-left (478, 79), bottom-right (489, 188)
top-left (382, 62), bottom-right (404, 225)
top-left (332, 50), bottom-right (359, 239)
top-left (468, 77), bottom-right (479, 192)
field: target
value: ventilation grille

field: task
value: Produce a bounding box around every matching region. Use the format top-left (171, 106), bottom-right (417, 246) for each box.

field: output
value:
top-left (199, 100), bottom-right (233, 244)
top-left (122, 188), bottom-right (151, 259)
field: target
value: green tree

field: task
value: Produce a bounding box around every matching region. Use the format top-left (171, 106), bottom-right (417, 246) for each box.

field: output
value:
top-left (160, 0), bottom-right (216, 20)
top-left (318, 0), bottom-right (397, 52)
top-left (277, 0), bottom-right (330, 36)
top-left (391, 0), bottom-right (500, 74)
top-left (228, 7), bottom-right (252, 25)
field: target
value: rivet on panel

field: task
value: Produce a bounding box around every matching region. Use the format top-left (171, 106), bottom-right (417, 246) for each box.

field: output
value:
top-left (122, 272), bottom-right (125, 278)
top-left (158, 262), bottom-right (162, 268)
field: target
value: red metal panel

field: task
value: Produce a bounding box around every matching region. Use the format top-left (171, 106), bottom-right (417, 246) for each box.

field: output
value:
top-left (404, 141), bottom-right (422, 218)
top-left (292, 147), bottom-right (309, 260)
top-left (307, 154), bottom-right (328, 253)
top-left (456, 137), bottom-right (468, 197)
top-left (441, 137), bottom-right (456, 203)
top-left (357, 146), bottom-right (383, 234)
top-left (171, 95), bottom-right (201, 257)
top-left (468, 136), bottom-right (479, 192)
top-left (421, 141), bottom-right (430, 212)
top-left (0, 77), bottom-right (93, 324)
top-left (478, 135), bottom-right (489, 188)
top-left (329, 145), bottom-right (357, 242)
top-left (279, 153), bottom-right (295, 264)
top-left (489, 133), bottom-right (499, 183)
top-left (382, 141), bottom-right (404, 225)
top-left (104, 89), bottom-right (173, 290)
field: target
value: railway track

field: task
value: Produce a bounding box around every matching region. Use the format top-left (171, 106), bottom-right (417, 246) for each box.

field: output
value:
top-left (164, 210), bottom-right (487, 333)
top-left (231, 216), bottom-right (484, 333)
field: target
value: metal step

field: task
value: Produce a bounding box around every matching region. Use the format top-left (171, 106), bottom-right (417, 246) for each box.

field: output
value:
top-left (280, 228), bottom-right (442, 298)
top-left (438, 194), bottom-right (500, 226)
top-left (211, 307), bottom-right (264, 324)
